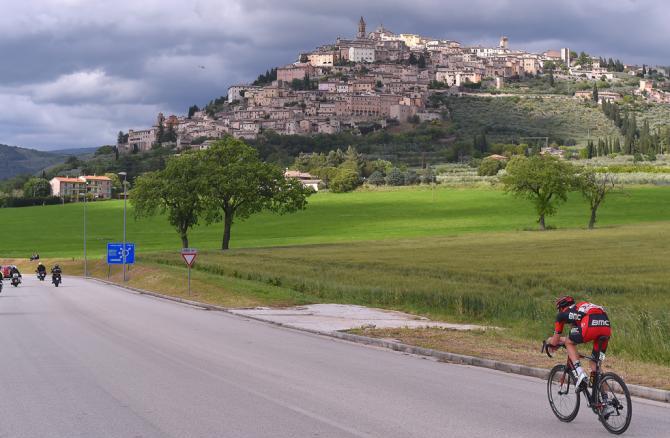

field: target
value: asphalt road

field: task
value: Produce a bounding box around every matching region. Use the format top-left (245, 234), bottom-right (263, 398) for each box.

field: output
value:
top-left (0, 276), bottom-right (668, 438)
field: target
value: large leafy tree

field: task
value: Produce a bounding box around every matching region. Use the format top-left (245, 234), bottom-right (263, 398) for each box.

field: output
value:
top-left (131, 152), bottom-right (205, 248)
top-left (23, 177), bottom-right (51, 197)
top-left (502, 156), bottom-right (577, 230)
top-left (201, 138), bottom-right (313, 250)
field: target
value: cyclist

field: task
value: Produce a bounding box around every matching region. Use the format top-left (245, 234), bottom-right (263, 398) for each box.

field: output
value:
top-left (546, 296), bottom-right (611, 389)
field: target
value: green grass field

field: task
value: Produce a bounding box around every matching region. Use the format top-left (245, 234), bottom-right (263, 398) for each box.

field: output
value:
top-left (1, 186), bottom-right (670, 258)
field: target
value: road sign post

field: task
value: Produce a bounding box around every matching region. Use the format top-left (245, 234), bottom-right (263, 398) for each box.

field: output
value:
top-left (107, 242), bottom-right (136, 280)
top-left (181, 249), bottom-right (198, 296)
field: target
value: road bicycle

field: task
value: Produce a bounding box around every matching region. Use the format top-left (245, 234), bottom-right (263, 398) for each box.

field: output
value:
top-left (541, 337), bottom-right (632, 434)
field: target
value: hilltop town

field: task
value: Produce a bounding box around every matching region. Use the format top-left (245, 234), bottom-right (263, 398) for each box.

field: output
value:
top-left (117, 17), bottom-right (667, 154)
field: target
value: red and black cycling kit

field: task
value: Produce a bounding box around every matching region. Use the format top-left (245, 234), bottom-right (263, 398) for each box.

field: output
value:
top-left (554, 301), bottom-right (611, 356)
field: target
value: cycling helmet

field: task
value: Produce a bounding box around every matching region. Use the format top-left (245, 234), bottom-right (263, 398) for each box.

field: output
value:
top-left (555, 295), bottom-right (575, 310)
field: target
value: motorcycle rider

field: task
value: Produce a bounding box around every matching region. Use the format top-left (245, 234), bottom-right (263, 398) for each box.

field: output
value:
top-left (51, 265), bottom-right (62, 282)
top-left (36, 262), bottom-right (47, 277)
top-left (9, 265), bottom-right (21, 286)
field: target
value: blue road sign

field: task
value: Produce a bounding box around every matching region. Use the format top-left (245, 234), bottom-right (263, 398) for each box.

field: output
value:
top-left (107, 242), bottom-right (135, 265)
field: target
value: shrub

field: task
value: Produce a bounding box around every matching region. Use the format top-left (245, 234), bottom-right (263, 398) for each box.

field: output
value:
top-left (367, 171), bottom-right (385, 186)
top-left (386, 167), bottom-right (406, 186)
top-left (330, 168), bottom-right (361, 193)
top-left (0, 196), bottom-right (70, 208)
top-left (405, 170), bottom-right (419, 185)
top-left (478, 159), bottom-right (505, 176)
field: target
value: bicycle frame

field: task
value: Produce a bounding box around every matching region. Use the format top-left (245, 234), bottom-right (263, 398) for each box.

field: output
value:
top-left (544, 336), bottom-right (609, 415)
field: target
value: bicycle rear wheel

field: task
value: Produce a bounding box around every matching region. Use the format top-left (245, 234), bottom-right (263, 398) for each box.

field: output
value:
top-left (547, 364), bottom-right (580, 422)
top-left (597, 372), bottom-right (632, 434)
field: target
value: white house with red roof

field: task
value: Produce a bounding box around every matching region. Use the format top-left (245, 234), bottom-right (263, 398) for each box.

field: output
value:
top-left (50, 175), bottom-right (112, 199)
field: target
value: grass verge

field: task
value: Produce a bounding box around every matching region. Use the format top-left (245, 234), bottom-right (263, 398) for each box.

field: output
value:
top-left (348, 327), bottom-right (670, 391)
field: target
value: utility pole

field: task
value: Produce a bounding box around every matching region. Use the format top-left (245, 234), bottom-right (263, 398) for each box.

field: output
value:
top-left (83, 181), bottom-right (88, 278)
top-left (118, 172), bottom-right (128, 282)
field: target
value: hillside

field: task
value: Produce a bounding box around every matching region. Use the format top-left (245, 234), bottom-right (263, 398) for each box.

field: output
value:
top-left (0, 144), bottom-right (67, 180)
top-left (444, 96), bottom-right (621, 146)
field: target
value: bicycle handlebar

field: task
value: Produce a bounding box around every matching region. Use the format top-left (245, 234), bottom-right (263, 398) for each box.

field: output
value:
top-left (541, 340), bottom-right (565, 358)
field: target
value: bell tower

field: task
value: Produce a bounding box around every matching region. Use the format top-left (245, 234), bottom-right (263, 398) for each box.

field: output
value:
top-left (357, 16), bottom-right (366, 39)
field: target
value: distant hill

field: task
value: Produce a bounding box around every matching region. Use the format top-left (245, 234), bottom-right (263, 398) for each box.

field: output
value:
top-left (0, 144), bottom-right (67, 180)
top-left (50, 146), bottom-right (99, 157)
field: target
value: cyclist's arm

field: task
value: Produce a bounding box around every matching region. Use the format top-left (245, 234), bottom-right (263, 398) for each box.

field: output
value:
top-left (548, 313), bottom-right (569, 347)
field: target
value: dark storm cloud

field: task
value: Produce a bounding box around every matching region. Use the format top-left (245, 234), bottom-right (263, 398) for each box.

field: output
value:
top-left (0, 0), bottom-right (667, 150)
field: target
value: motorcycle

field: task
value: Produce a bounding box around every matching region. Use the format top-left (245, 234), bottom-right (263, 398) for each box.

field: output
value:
top-left (52, 273), bottom-right (62, 287)
top-left (37, 271), bottom-right (46, 281)
top-left (11, 273), bottom-right (21, 287)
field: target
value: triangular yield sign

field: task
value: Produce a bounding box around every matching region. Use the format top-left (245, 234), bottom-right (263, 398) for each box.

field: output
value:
top-left (182, 253), bottom-right (197, 266)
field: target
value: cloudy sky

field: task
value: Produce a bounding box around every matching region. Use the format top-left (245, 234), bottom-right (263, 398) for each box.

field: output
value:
top-left (1, 0), bottom-right (667, 151)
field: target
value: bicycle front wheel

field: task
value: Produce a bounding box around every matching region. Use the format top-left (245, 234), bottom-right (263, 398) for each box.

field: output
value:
top-left (547, 364), bottom-right (580, 422)
top-left (597, 372), bottom-right (632, 435)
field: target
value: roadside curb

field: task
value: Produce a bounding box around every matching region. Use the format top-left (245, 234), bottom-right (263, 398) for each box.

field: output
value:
top-left (88, 277), bottom-right (670, 404)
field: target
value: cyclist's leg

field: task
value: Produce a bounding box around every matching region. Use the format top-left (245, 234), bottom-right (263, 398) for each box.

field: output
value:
top-left (566, 325), bottom-right (584, 364)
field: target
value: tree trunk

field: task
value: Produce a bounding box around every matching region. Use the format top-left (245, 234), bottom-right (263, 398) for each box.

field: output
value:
top-left (180, 232), bottom-right (189, 249)
top-left (221, 211), bottom-right (233, 250)
top-left (538, 214), bottom-right (546, 231)
top-left (588, 208), bottom-right (597, 230)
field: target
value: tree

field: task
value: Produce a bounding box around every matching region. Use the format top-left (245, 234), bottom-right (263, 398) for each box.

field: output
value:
top-left (408, 53), bottom-right (418, 65)
top-left (577, 51), bottom-right (590, 67)
top-left (592, 82), bottom-right (599, 102)
top-left (156, 120), bottom-right (165, 147)
top-left (478, 158), bottom-right (505, 176)
top-left (200, 138), bottom-right (312, 250)
top-left (95, 145), bottom-right (116, 156)
top-left (117, 131), bottom-right (127, 145)
top-left (418, 53), bottom-right (427, 69)
top-left (569, 51), bottom-right (578, 63)
top-left (187, 105), bottom-right (200, 118)
top-left (578, 170), bottom-right (617, 229)
top-left (367, 170), bottom-right (385, 186)
top-left (164, 124), bottom-right (177, 143)
top-left (548, 69), bottom-right (555, 87)
top-left (131, 153), bottom-right (205, 248)
top-left (23, 178), bottom-right (51, 197)
top-left (473, 132), bottom-right (488, 154)
top-left (502, 156), bottom-right (577, 230)
top-left (386, 167), bottom-right (405, 186)
top-left (104, 173), bottom-right (123, 197)
top-left (330, 167), bottom-right (361, 192)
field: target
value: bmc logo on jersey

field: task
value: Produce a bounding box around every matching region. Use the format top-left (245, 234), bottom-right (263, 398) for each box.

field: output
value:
top-left (591, 319), bottom-right (610, 327)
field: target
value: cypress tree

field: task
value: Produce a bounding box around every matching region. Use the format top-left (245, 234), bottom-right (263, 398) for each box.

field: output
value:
top-left (614, 137), bottom-right (621, 153)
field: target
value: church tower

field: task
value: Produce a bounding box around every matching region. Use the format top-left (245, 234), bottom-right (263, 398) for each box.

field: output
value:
top-left (357, 16), bottom-right (366, 39)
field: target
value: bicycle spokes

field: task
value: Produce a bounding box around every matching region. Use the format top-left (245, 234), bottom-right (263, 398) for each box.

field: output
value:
top-left (597, 373), bottom-right (632, 434)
